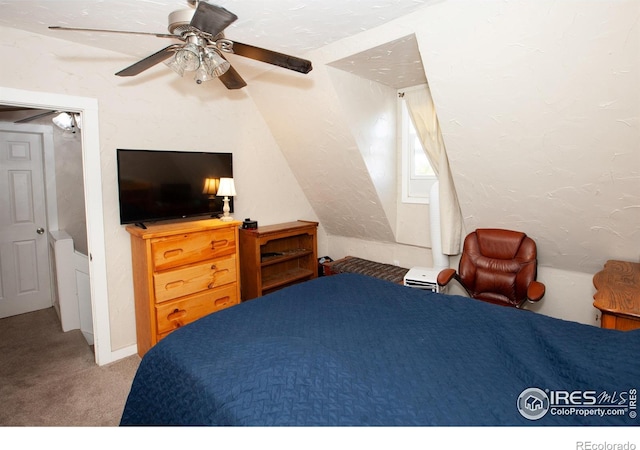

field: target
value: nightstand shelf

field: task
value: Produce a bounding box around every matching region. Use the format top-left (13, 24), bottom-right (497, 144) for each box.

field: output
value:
top-left (261, 268), bottom-right (316, 293)
top-left (261, 249), bottom-right (314, 266)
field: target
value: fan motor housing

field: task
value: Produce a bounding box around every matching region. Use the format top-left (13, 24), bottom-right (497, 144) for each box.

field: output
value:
top-left (168, 8), bottom-right (196, 35)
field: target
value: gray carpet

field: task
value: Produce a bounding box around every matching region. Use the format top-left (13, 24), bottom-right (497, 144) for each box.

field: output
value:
top-left (0, 307), bottom-right (140, 426)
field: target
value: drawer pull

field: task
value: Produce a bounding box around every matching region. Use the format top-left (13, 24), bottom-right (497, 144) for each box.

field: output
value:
top-left (208, 268), bottom-right (230, 289)
top-left (211, 264), bottom-right (217, 270)
top-left (163, 248), bottom-right (184, 259)
top-left (167, 308), bottom-right (187, 322)
top-left (165, 280), bottom-right (185, 290)
top-left (211, 239), bottom-right (229, 249)
top-left (214, 296), bottom-right (231, 306)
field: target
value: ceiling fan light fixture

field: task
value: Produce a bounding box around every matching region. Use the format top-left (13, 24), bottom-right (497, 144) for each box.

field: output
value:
top-left (174, 42), bottom-right (201, 72)
top-left (165, 55), bottom-right (186, 77)
top-left (194, 65), bottom-right (212, 84)
top-left (202, 48), bottom-right (230, 77)
top-left (52, 112), bottom-right (74, 131)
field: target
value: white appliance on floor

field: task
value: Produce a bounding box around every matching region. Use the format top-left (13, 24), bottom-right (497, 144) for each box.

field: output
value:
top-left (403, 267), bottom-right (441, 293)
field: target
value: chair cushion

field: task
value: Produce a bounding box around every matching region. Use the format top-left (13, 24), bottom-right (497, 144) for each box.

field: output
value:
top-left (475, 229), bottom-right (526, 259)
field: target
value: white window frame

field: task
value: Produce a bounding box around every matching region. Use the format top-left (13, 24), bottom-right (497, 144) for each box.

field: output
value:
top-left (399, 85), bottom-right (437, 204)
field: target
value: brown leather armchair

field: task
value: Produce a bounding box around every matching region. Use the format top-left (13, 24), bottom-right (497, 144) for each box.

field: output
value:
top-left (437, 228), bottom-right (545, 308)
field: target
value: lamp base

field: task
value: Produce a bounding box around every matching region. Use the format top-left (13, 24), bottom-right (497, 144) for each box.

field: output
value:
top-left (220, 196), bottom-right (233, 222)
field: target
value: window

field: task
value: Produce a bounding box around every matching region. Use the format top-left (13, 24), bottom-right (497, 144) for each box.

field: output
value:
top-left (399, 86), bottom-right (437, 204)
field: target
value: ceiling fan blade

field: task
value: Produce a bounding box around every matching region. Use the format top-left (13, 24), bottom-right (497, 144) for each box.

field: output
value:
top-left (0, 106), bottom-right (34, 112)
top-left (190, 2), bottom-right (237, 37)
top-left (49, 26), bottom-right (177, 39)
top-left (15, 110), bottom-right (58, 123)
top-left (230, 41), bottom-right (312, 74)
top-left (217, 65), bottom-right (247, 90)
top-left (115, 44), bottom-right (182, 77)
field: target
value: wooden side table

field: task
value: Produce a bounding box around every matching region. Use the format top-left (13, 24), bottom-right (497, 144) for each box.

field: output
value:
top-left (593, 260), bottom-right (640, 331)
top-left (239, 220), bottom-right (318, 301)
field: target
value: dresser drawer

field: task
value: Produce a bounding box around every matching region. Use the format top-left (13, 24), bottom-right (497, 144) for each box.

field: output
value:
top-left (151, 227), bottom-right (236, 271)
top-left (154, 254), bottom-right (237, 303)
top-left (155, 284), bottom-right (239, 336)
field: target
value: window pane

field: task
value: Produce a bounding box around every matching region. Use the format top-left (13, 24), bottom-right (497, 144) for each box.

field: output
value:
top-left (400, 86), bottom-right (437, 204)
top-left (410, 128), bottom-right (435, 178)
top-left (413, 143), bottom-right (435, 178)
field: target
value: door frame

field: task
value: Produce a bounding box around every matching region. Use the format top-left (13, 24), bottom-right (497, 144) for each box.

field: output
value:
top-left (0, 86), bottom-right (113, 365)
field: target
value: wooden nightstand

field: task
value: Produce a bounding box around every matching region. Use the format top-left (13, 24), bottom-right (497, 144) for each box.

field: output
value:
top-left (239, 220), bottom-right (318, 301)
top-left (593, 260), bottom-right (640, 331)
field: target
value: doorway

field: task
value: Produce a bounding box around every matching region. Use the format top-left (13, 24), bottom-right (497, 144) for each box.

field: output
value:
top-left (0, 86), bottom-right (112, 365)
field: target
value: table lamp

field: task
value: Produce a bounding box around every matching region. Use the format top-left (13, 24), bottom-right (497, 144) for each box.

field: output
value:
top-left (216, 177), bottom-right (236, 221)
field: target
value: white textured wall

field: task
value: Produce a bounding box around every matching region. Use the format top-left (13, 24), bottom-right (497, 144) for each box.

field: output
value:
top-left (0, 26), bottom-right (320, 351)
top-left (529, 267), bottom-right (601, 326)
top-left (327, 235), bottom-right (433, 269)
top-left (51, 127), bottom-right (87, 255)
top-left (414, 1), bottom-right (640, 275)
top-left (327, 68), bottom-right (398, 235)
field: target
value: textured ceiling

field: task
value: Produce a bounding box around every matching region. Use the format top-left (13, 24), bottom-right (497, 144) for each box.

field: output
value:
top-left (329, 34), bottom-right (427, 89)
top-left (0, 0), bottom-right (431, 82)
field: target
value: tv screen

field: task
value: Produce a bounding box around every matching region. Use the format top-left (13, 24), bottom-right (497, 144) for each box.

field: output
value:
top-left (117, 149), bottom-right (233, 225)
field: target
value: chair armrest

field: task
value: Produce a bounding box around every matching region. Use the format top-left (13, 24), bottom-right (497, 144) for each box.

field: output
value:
top-left (527, 280), bottom-right (545, 302)
top-left (437, 268), bottom-right (457, 287)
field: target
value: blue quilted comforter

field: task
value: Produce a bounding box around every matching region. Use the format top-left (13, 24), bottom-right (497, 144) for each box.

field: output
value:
top-left (120, 274), bottom-right (640, 426)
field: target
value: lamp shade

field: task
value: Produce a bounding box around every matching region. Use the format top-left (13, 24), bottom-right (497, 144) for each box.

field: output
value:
top-left (202, 178), bottom-right (219, 196)
top-left (216, 178), bottom-right (236, 197)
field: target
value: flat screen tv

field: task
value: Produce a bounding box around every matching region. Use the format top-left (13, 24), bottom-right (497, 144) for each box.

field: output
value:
top-left (117, 149), bottom-right (233, 225)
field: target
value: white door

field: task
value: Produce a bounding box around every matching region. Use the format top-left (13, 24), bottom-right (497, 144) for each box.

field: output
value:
top-left (0, 129), bottom-right (52, 318)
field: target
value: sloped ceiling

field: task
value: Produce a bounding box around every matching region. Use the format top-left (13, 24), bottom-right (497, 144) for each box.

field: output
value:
top-left (328, 35), bottom-right (427, 89)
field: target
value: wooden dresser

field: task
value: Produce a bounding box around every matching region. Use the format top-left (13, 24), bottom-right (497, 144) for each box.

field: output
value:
top-left (593, 260), bottom-right (640, 331)
top-left (127, 219), bottom-right (241, 356)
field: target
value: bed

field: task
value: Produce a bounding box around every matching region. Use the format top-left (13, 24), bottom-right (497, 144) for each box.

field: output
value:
top-left (120, 273), bottom-right (640, 426)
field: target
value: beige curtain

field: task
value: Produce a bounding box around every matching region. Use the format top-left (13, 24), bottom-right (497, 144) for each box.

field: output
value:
top-left (404, 85), bottom-right (463, 255)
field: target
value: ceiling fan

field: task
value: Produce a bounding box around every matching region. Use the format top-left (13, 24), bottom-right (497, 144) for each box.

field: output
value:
top-left (49, 0), bottom-right (313, 89)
